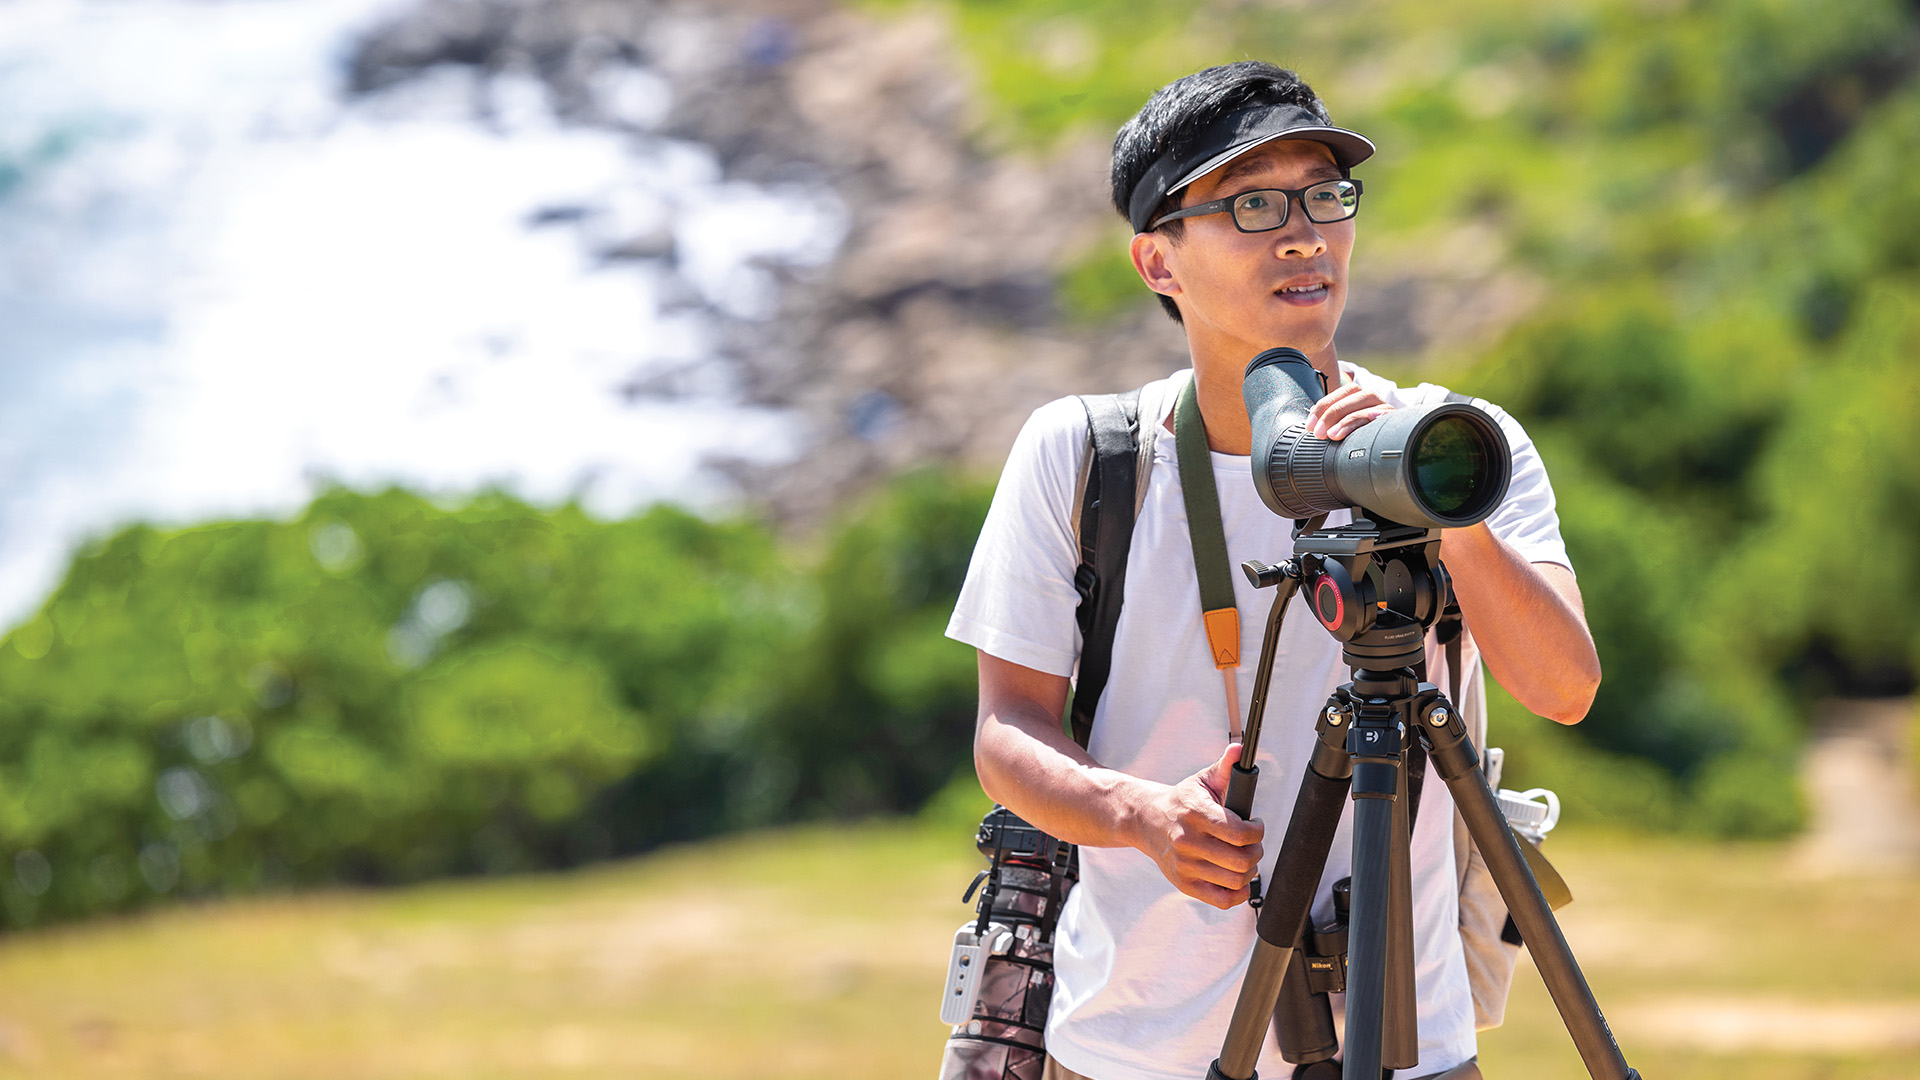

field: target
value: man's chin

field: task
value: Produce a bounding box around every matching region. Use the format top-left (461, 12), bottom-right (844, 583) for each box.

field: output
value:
top-left (1248, 317), bottom-right (1340, 359)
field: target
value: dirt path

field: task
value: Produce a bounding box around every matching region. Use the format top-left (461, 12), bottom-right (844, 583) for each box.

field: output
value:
top-left (1792, 697), bottom-right (1920, 875)
top-left (1609, 995), bottom-right (1920, 1053)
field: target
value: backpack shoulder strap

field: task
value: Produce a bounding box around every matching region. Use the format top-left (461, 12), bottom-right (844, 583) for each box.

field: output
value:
top-left (1067, 388), bottom-right (1143, 749)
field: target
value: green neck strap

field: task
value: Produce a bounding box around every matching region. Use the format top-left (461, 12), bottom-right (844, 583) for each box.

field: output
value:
top-left (1174, 375), bottom-right (1244, 688)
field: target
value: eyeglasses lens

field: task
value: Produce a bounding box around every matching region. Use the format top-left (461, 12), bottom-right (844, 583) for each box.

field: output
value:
top-left (1231, 190), bottom-right (1288, 231)
top-left (1231, 180), bottom-right (1359, 231)
top-left (1305, 180), bottom-right (1360, 223)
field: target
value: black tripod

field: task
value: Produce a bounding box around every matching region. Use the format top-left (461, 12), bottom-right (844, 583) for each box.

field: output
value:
top-left (1208, 515), bottom-right (1639, 1080)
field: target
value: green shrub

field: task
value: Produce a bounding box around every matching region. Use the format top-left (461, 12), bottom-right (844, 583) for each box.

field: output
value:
top-left (1688, 751), bottom-right (1806, 839)
top-left (0, 473), bottom-right (998, 929)
top-left (0, 489), bottom-right (787, 925)
top-left (753, 469), bottom-right (994, 823)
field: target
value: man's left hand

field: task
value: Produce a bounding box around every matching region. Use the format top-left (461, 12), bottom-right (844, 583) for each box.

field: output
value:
top-left (1306, 382), bottom-right (1393, 441)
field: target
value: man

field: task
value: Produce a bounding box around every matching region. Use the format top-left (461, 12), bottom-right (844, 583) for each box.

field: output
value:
top-left (946, 62), bottom-right (1599, 1080)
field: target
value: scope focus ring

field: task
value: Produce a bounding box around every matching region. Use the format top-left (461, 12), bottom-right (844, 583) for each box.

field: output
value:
top-left (1265, 422), bottom-right (1336, 516)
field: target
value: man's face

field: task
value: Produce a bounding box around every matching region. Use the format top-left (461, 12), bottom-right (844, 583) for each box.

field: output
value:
top-left (1136, 139), bottom-right (1354, 361)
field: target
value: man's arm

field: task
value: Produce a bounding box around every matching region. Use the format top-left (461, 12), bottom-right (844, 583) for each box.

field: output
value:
top-left (1438, 526), bottom-right (1599, 724)
top-left (973, 651), bottom-right (1266, 909)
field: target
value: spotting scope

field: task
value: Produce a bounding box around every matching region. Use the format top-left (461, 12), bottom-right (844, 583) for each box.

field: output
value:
top-left (1242, 348), bottom-right (1511, 529)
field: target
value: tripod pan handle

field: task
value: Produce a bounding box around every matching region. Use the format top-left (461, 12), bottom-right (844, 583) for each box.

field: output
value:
top-left (1224, 762), bottom-right (1259, 821)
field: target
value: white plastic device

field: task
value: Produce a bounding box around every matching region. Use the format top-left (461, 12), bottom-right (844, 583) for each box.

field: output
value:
top-left (940, 922), bottom-right (1015, 1025)
top-left (1495, 787), bottom-right (1561, 844)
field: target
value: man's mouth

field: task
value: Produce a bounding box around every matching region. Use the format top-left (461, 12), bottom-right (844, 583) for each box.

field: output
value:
top-left (1274, 282), bottom-right (1330, 303)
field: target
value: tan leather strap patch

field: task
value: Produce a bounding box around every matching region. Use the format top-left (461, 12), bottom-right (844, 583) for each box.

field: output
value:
top-left (1203, 607), bottom-right (1241, 669)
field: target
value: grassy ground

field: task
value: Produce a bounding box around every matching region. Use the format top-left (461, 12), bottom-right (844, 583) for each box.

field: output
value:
top-left (0, 823), bottom-right (1912, 1078)
top-left (1482, 830), bottom-right (1920, 1079)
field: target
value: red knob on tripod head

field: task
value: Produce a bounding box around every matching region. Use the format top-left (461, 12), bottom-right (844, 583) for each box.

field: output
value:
top-left (1308, 559), bottom-right (1368, 640)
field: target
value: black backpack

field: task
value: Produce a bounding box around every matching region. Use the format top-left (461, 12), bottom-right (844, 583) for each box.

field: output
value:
top-left (933, 386), bottom-right (1155, 1080)
top-left (1067, 386), bottom-right (1156, 747)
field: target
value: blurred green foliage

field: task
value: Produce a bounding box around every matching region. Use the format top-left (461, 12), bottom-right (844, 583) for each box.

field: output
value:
top-left (0, 476), bottom-right (989, 928)
top-left (877, 0), bottom-right (1920, 835)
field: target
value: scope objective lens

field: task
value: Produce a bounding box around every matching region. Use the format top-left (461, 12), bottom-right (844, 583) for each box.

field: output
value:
top-left (1410, 415), bottom-right (1490, 516)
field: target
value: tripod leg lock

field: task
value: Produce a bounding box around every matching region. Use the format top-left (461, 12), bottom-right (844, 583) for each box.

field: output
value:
top-left (1206, 1058), bottom-right (1254, 1080)
top-left (1351, 758), bottom-right (1398, 799)
top-left (1419, 695), bottom-right (1480, 782)
top-left (1309, 699), bottom-right (1353, 781)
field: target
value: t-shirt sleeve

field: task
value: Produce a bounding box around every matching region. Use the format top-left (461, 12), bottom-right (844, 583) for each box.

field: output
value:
top-left (946, 397), bottom-right (1090, 678)
top-left (1472, 399), bottom-right (1572, 572)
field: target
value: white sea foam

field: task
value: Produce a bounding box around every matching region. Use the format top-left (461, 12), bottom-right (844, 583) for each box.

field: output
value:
top-left (0, 0), bottom-right (843, 626)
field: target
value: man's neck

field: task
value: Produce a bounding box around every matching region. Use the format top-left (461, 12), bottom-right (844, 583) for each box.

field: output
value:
top-left (1179, 337), bottom-right (1341, 455)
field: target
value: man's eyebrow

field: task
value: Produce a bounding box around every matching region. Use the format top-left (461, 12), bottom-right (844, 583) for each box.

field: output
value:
top-left (1206, 152), bottom-right (1343, 194)
top-left (1211, 156), bottom-right (1271, 191)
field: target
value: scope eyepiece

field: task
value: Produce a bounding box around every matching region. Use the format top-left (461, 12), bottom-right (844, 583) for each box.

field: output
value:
top-left (1241, 347), bottom-right (1512, 530)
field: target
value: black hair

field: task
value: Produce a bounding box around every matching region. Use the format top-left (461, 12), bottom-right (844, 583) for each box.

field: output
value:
top-left (1110, 62), bottom-right (1333, 323)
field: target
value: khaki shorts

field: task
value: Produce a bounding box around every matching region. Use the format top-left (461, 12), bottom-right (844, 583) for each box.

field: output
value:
top-left (1041, 1057), bottom-right (1091, 1080)
top-left (1043, 1055), bottom-right (1484, 1080)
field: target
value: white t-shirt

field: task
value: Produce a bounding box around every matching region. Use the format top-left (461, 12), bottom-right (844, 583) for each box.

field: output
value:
top-left (946, 364), bottom-right (1570, 1080)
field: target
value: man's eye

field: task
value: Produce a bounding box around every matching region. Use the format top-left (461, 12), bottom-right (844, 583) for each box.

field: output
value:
top-left (1311, 189), bottom-right (1338, 202)
top-left (1242, 195), bottom-right (1270, 210)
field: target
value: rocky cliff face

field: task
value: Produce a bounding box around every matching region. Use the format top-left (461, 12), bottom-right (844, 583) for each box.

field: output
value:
top-left (347, 0), bottom-right (1182, 520)
top-left (347, 0), bottom-right (1525, 521)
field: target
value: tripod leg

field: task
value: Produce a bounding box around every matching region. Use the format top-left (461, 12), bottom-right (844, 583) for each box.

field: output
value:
top-left (1340, 704), bottom-right (1403, 1080)
top-left (1343, 790), bottom-right (1393, 1079)
top-left (1382, 745), bottom-right (1419, 1070)
top-left (1211, 703), bottom-right (1354, 1080)
top-left (1424, 703), bottom-right (1640, 1080)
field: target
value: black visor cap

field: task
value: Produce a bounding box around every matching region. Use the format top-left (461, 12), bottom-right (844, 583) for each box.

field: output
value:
top-left (1127, 103), bottom-right (1375, 233)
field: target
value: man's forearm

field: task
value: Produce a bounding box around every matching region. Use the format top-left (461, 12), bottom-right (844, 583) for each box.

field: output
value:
top-left (972, 652), bottom-right (1266, 908)
top-left (1440, 523), bottom-right (1600, 724)
top-left (974, 697), bottom-right (1155, 850)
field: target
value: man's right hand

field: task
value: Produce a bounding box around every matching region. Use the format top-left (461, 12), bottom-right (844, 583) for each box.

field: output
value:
top-left (1129, 741), bottom-right (1266, 910)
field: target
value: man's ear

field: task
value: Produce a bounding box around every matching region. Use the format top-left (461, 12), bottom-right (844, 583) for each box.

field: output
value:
top-left (1129, 231), bottom-right (1181, 302)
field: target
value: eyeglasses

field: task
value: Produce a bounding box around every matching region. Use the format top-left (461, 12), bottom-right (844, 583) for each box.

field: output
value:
top-left (1148, 178), bottom-right (1363, 233)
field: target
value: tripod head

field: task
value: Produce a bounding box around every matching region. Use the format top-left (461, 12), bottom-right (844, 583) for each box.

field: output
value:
top-left (1243, 513), bottom-right (1451, 674)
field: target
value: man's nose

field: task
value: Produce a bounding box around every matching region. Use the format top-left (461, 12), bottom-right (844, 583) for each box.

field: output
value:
top-left (1273, 197), bottom-right (1328, 258)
